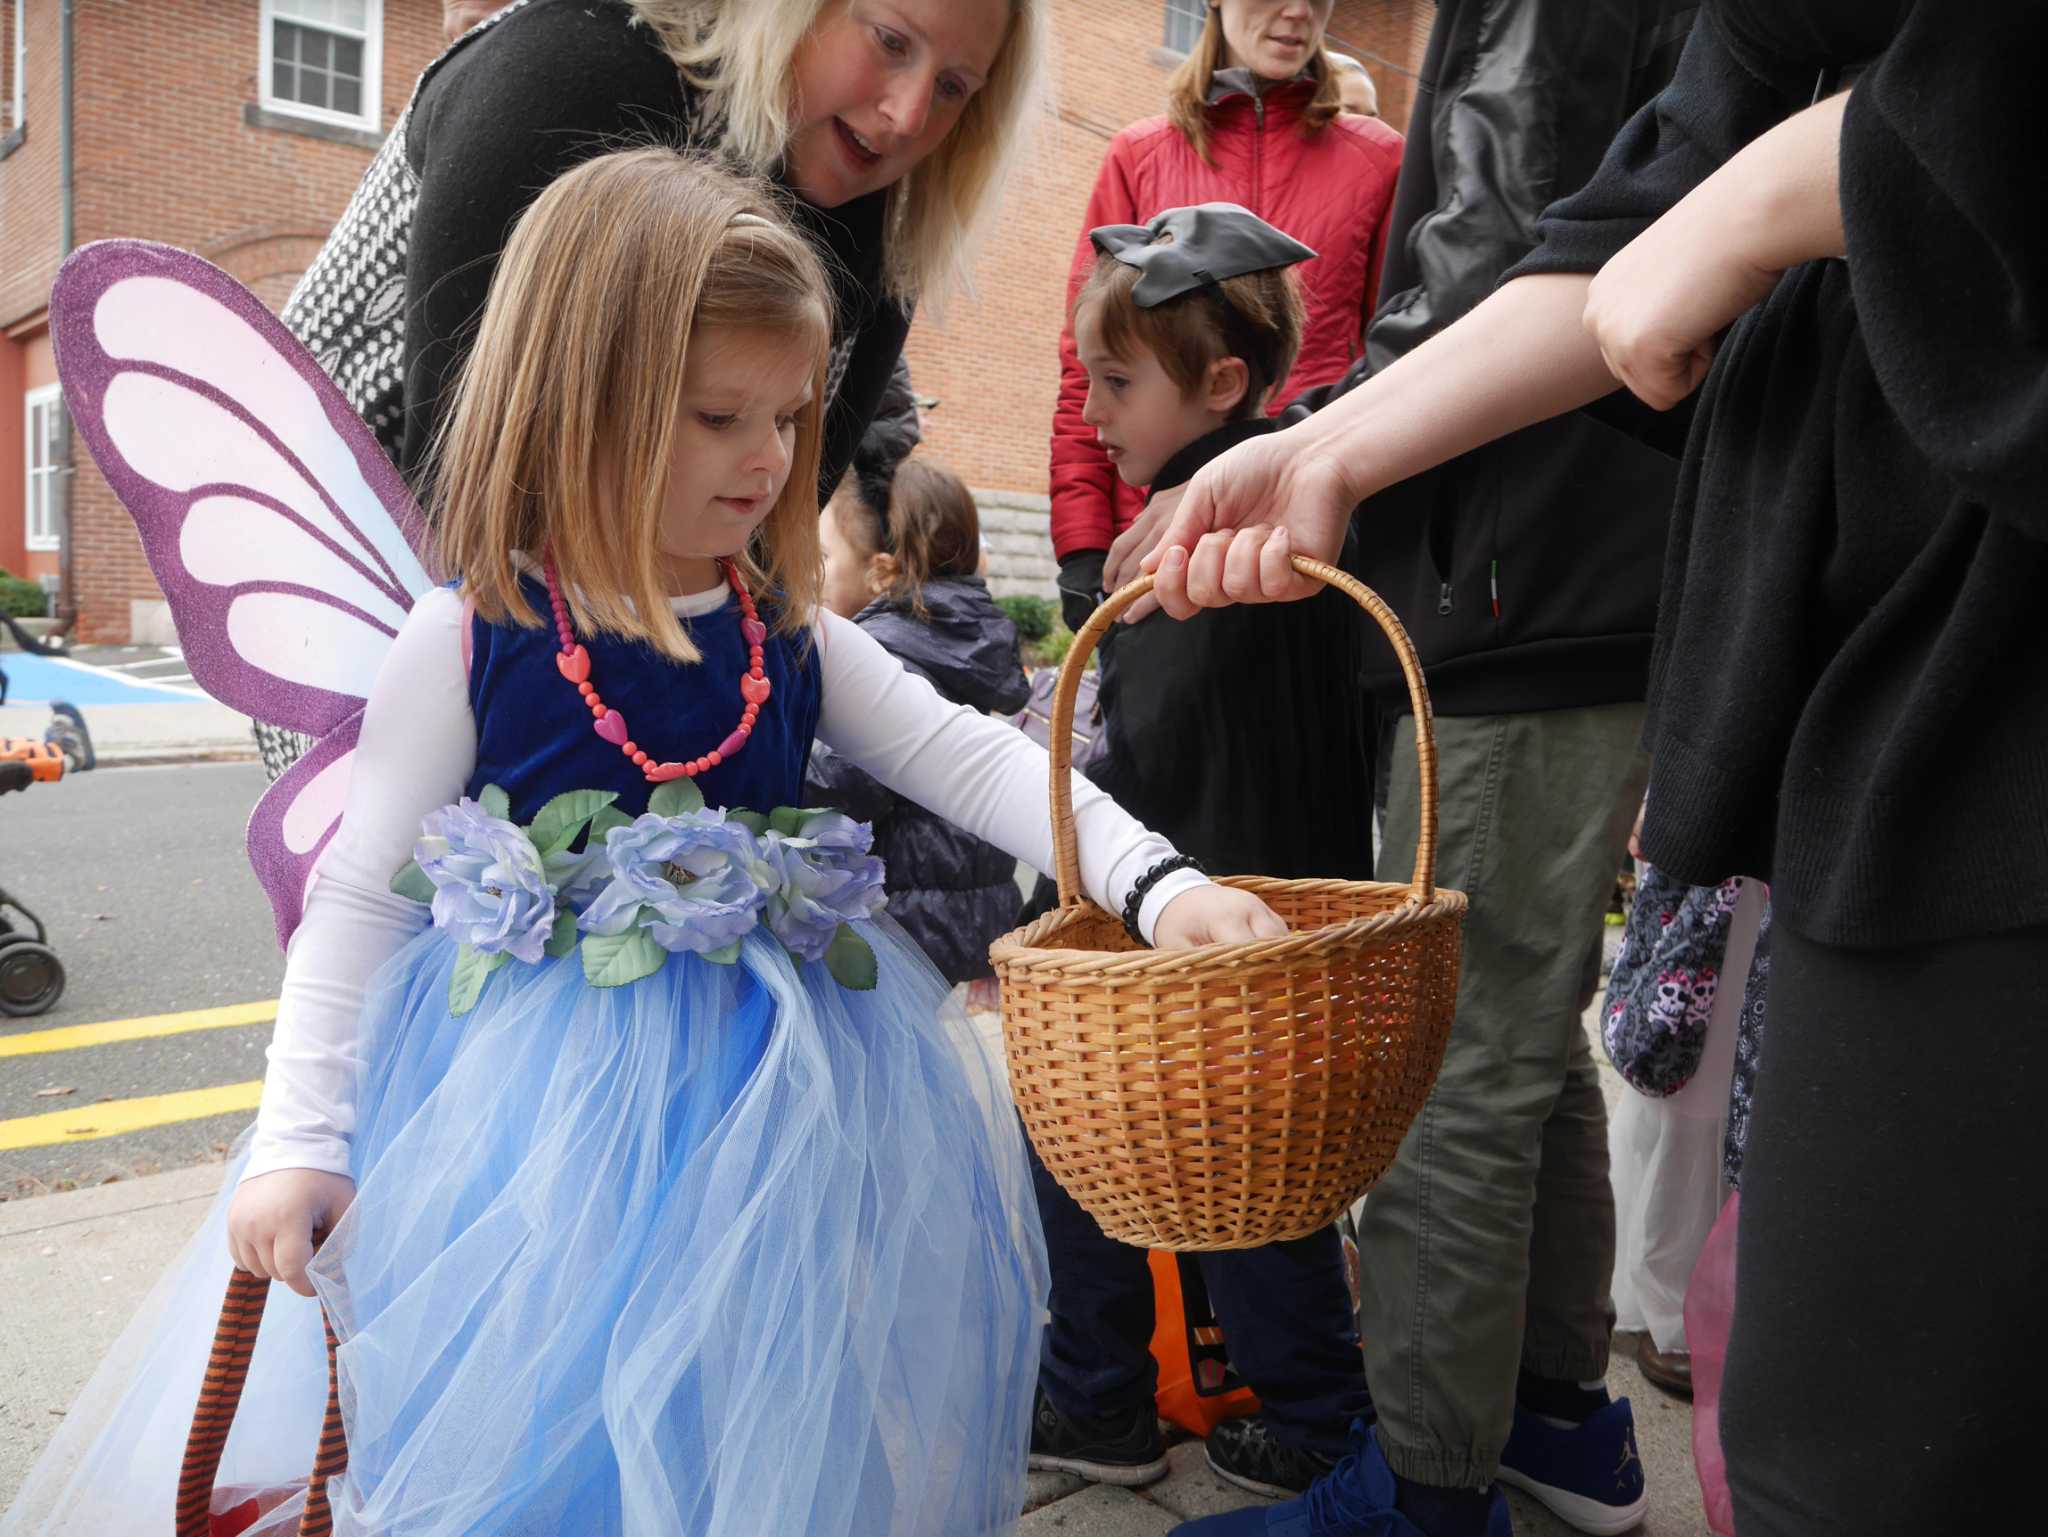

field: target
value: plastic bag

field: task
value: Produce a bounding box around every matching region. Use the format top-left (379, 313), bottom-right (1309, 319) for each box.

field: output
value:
top-left (1684, 1191), bottom-right (1740, 1536)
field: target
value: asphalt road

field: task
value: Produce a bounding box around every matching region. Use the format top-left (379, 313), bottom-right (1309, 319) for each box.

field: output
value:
top-left (0, 762), bottom-right (282, 1196)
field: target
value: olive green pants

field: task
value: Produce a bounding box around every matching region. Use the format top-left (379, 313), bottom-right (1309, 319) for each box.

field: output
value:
top-left (1365, 704), bottom-right (1649, 1489)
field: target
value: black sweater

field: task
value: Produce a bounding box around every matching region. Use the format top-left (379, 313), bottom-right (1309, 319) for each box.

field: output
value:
top-left (1507, 0), bottom-right (2048, 948)
top-left (397, 0), bottom-right (909, 500)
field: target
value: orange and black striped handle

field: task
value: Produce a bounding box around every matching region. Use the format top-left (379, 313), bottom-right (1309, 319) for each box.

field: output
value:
top-left (176, 1266), bottom-right (347, 1537)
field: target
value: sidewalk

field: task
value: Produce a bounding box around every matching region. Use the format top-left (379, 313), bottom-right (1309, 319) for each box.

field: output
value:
top-left (1, 1169), bottom-right (1713, 1532)
top-left (0, 645), bottom-right (254, 766)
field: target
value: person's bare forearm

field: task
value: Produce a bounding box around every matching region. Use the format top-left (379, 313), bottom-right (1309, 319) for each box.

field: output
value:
top-left (1290, 273), bottom-right (1619, 507)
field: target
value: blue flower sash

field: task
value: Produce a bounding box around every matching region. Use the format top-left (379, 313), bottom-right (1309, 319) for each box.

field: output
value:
top-left (388, 780), bottom-right (888, 1015)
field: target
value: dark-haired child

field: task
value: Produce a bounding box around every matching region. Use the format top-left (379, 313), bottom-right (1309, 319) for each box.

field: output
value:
top-left (1027, 202), bottom-right (1377, 1500)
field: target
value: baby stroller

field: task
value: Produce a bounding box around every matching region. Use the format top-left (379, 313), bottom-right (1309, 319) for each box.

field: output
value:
top-left (0, 702), bottom-right (93, 1017)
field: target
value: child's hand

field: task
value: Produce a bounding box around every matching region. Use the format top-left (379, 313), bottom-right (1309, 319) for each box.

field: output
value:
top-left (227, 1168), bottom-right (356, 1298)
top-left (1153, 883), bottom-right (1288, 948)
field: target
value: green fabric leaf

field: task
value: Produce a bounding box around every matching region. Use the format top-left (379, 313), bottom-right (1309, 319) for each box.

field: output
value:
top-left (590, 804), bottom-right (633, 841)
top-left (581, 928), bottom-right (668, 988)
top-left (448, 945), bottom-right (508, 1016)
top-left (528, 789), bottom-right (617, 857)
top-left (543, 908), bottom-right (579, 959)
top-left (701, 941), bottom-right (742, 966)
top-left (389, 861), bottom-right (435, 904)
top-left (648, 779), bottom-right (706, 819)
top-left (727, 809), bottom-right (769, 836)
top-left (479, 783), bottom-right (511, 821)
top-left (824, 925), bottom-right (878, 991)
top-left (768, 805), bottom-right (808, 838)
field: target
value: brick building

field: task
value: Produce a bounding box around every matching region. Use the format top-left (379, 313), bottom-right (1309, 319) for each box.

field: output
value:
top-left (0, 0), bottom-right (1429, 642)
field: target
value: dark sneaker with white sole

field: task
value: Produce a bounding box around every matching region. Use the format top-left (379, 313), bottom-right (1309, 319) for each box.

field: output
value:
top-left (1028, 1384), bottom-right (1169, 1487)
top-left (1206, 1414), bottom-right (1338, 1498)
top-left (1497, 1398), bottom-right (1648, 1535)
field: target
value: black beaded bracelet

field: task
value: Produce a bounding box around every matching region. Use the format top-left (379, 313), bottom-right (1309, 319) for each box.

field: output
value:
top-left (1122, 853), bottom-right (1206, 945)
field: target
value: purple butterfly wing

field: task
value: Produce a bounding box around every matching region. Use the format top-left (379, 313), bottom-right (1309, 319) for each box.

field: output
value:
top-left (51, 240), bottom-right (441, 944)
top-left (248, 715), bottom-right (364, 947)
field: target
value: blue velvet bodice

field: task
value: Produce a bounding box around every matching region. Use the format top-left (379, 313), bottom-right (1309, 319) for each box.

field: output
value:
top-left (466, 577), bottom-right (822, 821)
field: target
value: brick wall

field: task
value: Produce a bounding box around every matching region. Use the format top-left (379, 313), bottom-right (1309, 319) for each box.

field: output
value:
top-left (45, 0), bottom-right (443, 640)
top-left (902, 0), bottom-right (1432, 505)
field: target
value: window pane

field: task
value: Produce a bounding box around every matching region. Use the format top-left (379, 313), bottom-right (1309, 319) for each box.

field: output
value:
top-left (1163, 0), bottom-right (1205, 53)
top-left (274, 0), bottom-right (368, 33)
top-left (273, 59), bottom-right (296, 101)
top-left (334, 76), bottom-right (361, 117)
top-left (302, 28), bottom-right (331, 72)
top-left (333, 34), bottom-right (363, 81)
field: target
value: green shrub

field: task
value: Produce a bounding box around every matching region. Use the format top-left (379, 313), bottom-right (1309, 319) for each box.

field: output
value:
top-left (0, 570), bottom-right (48, 620)
top-left (997, 593), bottom-right (1055, 644)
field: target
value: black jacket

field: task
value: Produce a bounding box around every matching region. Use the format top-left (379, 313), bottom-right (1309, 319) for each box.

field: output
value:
top-left (805, 580), bottom-right (1031, 984)
top-left (1509, 0), bottom-right (2048, 948)
top-left (1283, 0), bottom-right (1695, 717)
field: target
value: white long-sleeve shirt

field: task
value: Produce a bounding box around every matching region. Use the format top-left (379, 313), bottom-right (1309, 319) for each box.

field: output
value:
top-left (242, 583), bottom-right (1207, 1183)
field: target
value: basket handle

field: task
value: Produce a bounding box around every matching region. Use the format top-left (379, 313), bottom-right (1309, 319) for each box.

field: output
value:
top-left (1048, 555), bottom-right (1440, 910)
top-left (177, 1267), bottom-right (348, 1537)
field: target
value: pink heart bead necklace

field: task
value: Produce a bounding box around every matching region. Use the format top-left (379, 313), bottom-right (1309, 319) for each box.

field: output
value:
top-left (542, 550), bottom-right (770, 783)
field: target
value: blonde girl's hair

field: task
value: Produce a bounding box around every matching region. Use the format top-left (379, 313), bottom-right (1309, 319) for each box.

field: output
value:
top-left (621, 0), bottom-right (1051, 307)
top-left (833, 455), bottom-right (981, 620)
top-left (432, 147), bottom-right (830, 664)
top-left (1166, 4), bottom-right (1342, 162)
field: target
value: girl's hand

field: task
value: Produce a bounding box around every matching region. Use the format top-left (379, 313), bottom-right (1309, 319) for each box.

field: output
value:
top-left (227, 1168), bottom-right (356, 1298)
top-left (1153, 883), bottom-right (1289, 948)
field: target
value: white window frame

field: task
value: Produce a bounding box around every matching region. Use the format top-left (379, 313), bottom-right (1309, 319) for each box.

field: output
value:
top-left (1163, 0), bottom-right (1207, 55)
top-left (258, 0), bottom-right (382, 134)
top-left (24, 384), bottom-right (62, 553)
top-left (10, 1), bottom-right (26, 135)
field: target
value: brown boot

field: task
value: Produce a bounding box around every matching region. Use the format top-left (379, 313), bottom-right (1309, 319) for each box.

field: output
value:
top-left (1636, 1336), bottom-right (1693, 1400)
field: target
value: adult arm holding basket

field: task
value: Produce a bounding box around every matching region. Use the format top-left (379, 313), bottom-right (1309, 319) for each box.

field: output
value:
top-left (1139, 87), bottom-right (1849, 617)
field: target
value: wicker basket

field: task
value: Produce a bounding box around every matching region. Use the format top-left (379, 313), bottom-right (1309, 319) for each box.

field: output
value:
top-left (990, 557), bottom-right (1468, 1251)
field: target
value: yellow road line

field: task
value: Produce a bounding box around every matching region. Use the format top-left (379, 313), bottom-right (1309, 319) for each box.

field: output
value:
top-left (0, 1081), bottom-right (263, 1151)
top-left (0, 1000), bottom-right (277, 1058)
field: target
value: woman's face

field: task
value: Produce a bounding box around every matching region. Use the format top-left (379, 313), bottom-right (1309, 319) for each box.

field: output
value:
top-left (1213, 0), bottom-right (1334, 84)
top-left (785, 0), bottom-right (1009, 208)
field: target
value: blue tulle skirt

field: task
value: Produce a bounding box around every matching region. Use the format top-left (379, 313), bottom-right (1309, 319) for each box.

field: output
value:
top-left (3, 919), bottom-right (1048, 1535)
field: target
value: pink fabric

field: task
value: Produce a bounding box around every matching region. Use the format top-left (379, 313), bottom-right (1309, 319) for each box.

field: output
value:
top-left (1685, 1191), bottom-right (1741, 1535)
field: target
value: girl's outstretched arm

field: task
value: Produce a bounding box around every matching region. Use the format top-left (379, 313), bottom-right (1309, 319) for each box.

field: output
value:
top-left (811, 612), bottom-right (1280, 945)
top-left (229, 587), bottom-right (476, 1293)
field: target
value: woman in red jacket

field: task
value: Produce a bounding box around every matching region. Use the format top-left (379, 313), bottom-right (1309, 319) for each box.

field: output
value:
top-left (1048, 0), bottom-right (1402, 602)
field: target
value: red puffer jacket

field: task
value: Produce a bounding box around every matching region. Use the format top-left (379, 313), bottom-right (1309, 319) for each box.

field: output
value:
top-left (1049, 77), bottom-right (1403, 560)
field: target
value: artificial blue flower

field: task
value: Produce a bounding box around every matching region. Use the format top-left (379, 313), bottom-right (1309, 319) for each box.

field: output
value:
top-left (415, 798), bottom-right (557, 964)
top-left (758, 812), bottom-right (889, 962)
top-left (579, 809), bottom-right (773, 956)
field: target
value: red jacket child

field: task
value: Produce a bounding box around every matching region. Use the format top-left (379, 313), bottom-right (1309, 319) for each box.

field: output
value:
top-left (1048, 73), bottom-right (1402, 573)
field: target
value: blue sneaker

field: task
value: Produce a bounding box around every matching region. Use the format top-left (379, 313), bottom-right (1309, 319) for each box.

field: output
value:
top-left (1496, 1398), bottom-right (1647, 1535)
top-left (1170, 1426), bottom-right (1512, 1536)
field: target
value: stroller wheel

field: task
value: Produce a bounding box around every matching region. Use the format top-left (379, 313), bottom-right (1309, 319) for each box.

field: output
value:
top-left (0, 940), bottom-right (64, 1017)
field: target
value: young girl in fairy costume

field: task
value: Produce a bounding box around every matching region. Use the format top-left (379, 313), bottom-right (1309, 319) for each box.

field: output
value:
top-left (6, 149), bottom-right (1280, 1537)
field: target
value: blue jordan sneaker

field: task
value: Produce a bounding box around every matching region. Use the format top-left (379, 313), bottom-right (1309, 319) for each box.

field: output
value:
top-left (1496, 1398), bottom-right (1647, 1535)
top-left (1169, 1426), bottom-right (1512, 1536)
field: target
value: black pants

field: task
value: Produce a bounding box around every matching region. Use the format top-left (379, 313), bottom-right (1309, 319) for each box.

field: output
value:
top-left (1723, 920), bottom-right (2048, 1534)
top-left (1028, 1133), bottom-right (1372, 1459)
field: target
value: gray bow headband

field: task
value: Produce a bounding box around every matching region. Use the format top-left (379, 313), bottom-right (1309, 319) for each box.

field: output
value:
top-left (1089, 202), bottom-right (1316, 308)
